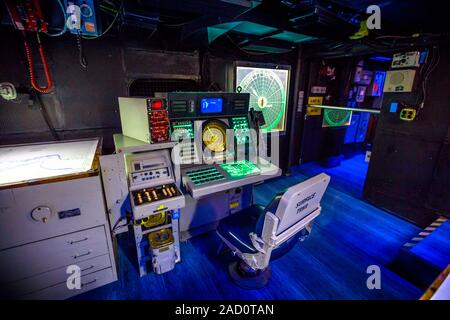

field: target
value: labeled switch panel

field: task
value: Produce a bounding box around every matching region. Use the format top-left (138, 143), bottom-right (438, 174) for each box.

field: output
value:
top-left (130, 167), bottom-right (170, 185)
top-left (391, 51), bottom-right (420, 69)
top-left (132, 183), bottom-right (181, 206)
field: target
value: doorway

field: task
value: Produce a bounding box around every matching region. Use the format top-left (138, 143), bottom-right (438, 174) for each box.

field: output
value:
top-left (296, 55), bottom-right (391, 198)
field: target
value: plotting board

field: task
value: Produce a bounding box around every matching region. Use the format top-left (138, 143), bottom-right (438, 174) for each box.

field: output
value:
top-left (0, 139), bottom-right (99, 186)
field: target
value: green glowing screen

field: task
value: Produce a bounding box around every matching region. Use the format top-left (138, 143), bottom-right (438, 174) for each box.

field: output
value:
top-left (186, 167), bottom-right (225, 186)
top-left (220, 160), bottom-right (261, 178)
top-left (236, 66), bottom-right (290, 133)
top-left (322, 109), bottom-right (353, 128)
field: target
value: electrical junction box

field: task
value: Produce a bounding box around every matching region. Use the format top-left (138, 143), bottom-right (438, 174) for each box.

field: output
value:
top-left (399, 108), bottom-right (417, 121)
top-left (391, 51), bottom-right (420, 69)
top-left (384, 69), bottom-right (416, 93)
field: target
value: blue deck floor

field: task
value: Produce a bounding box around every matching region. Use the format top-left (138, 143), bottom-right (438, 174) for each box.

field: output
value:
top-left (410, 221), bottom-right (450, 271)
top-left (75, 168), bottom-right (425, 300)
top-left (295, 153), bottom-right (369, 199)
top-left (390, 219), bottom-right (450, 289)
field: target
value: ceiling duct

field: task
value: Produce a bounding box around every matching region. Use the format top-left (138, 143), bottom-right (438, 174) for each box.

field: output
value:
top-left (289, 3), bottom-right (359, 40)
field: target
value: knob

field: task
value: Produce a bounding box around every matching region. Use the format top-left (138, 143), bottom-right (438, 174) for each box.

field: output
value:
top-left (31, 206), bottom-right (52, 223)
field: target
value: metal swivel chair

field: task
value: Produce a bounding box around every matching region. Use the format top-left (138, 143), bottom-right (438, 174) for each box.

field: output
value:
top-left (216, 173), bottom-right (330, 289)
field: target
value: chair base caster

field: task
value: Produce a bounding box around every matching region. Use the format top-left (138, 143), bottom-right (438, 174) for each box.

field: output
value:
top-left (228, 260), bottom-right (271, 290)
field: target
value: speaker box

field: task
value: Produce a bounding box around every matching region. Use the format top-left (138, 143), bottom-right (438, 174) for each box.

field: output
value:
top-left (384, 69), bottom-right (416, 93)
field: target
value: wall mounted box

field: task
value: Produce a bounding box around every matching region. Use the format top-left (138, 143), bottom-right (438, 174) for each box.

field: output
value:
top-left (384, 69), bottom-right (416, 93)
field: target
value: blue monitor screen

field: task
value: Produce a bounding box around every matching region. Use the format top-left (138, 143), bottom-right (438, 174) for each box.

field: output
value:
top-left (200, 98), bottom-right (223, 113)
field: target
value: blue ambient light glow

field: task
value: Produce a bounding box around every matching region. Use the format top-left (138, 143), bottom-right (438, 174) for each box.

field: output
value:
top-left (370, 56), bottom-right (393, 62)
top-left (200, 98), bottom-right (223, 113)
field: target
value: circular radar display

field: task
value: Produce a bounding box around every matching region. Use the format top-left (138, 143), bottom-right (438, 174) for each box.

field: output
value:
top-left (239, 69), bottom-right (286, 132)
top-left (202, 120), bottom-right (227, 153)
top-left (323, 109), bottom-right (352, 127)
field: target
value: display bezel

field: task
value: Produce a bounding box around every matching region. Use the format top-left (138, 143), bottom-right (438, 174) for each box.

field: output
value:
top-left (200, 97), bottom-right (224, 114)
top-left (233, 61), bottom-right (291, 134)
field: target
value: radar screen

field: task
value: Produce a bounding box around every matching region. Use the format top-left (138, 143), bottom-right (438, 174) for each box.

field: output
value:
top-left (322, 109), bottom-right (353, 128)
top-left (236, 65), bottom-right (290, 133)
top-left (202, 120), bottom-right (228, 153)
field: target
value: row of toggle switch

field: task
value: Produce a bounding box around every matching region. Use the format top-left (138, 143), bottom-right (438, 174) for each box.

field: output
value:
top-left (132, 183), bottom-right (180, 206)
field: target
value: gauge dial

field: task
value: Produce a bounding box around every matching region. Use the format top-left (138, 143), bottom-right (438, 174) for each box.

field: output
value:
top-left (202, 120), bottom-right (227, 153)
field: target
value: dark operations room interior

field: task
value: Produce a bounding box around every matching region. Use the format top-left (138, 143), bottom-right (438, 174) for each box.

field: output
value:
top-left (0, 0), bottom-right (449, 302)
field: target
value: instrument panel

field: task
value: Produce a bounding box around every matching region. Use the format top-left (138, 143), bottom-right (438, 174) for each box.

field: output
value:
top-left (181, 159), bottom-right (281, 199)
top-left (167, 92), bottom-right (250, 120)
top-left (202, 120), bottom-right (228, 153)
top-left (170, 117), bottom-right (252, 159)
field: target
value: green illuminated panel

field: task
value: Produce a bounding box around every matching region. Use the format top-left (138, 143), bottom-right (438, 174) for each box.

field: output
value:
top-left (231, 117), bottom-right (250, 145)
top-left (322, 109), bottom-right (353, 128)
top-left (186, 167), bottom-right (225, 186)
top-left (172, 121), bottom-right (194, 140)
top-left (220, 160), bottom-right (261, 178)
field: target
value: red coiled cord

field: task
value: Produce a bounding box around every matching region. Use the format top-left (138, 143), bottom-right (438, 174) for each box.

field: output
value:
top-left (23, 31), bottom-right (53, 93)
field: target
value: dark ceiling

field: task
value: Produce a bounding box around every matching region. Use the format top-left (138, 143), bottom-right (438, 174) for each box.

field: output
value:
top-left (0, 0), bottom-right (447, 55)
top-left (331, 0), bottom-right (445, 33)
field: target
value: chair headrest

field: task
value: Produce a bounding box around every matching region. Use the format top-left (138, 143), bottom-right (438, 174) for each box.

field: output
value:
top-left (273, 173), bottom-right (330, 235)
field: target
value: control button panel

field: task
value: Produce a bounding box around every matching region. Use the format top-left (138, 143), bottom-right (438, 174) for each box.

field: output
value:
top-left (132, 183), bottom-right (181, 206)
top-left (130, 167), bottom-right (170, 184)
top-left (219, 160), bottom-right (261, 178)
top-left (185, 166), bottom-right (225, 186)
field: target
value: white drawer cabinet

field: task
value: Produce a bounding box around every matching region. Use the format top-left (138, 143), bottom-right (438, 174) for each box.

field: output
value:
top-left (0, 174), bottom-right (117, 299)
top-left (1, 254), bottom-right (112, 299)
top-left (0, 176), bottom-right (107, 250)
top-left (20, 267), bottom-right (116, 300)
top-left (0, 226), bottom-right (110, 284)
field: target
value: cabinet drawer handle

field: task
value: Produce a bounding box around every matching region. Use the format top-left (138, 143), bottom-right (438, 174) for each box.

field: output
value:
top-left (68, 237), bottom-right (89, 245)
top-left (81, 279), bottom-right (97, 287)
top-left (81, 265), bottom-right (95, 272)
top-left (73, 251), bottom-right (91, 259)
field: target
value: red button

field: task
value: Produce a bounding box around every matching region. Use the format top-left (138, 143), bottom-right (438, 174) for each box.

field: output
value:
top-left (151, 100), bottom-right (163, 109)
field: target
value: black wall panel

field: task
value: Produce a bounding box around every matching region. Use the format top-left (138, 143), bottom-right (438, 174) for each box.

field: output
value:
top-left (0, 29), bottom-right (200, 151)
top-left (364, 132), bottom-right (441, 226)
top-left (427, 125), bottom-right (450, 214)
top-left (364, 46), bottom-right (450, 227)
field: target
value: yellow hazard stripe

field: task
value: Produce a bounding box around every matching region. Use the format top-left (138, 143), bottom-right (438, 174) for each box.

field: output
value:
top-left (403, 215), bottom-right (448, 249)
